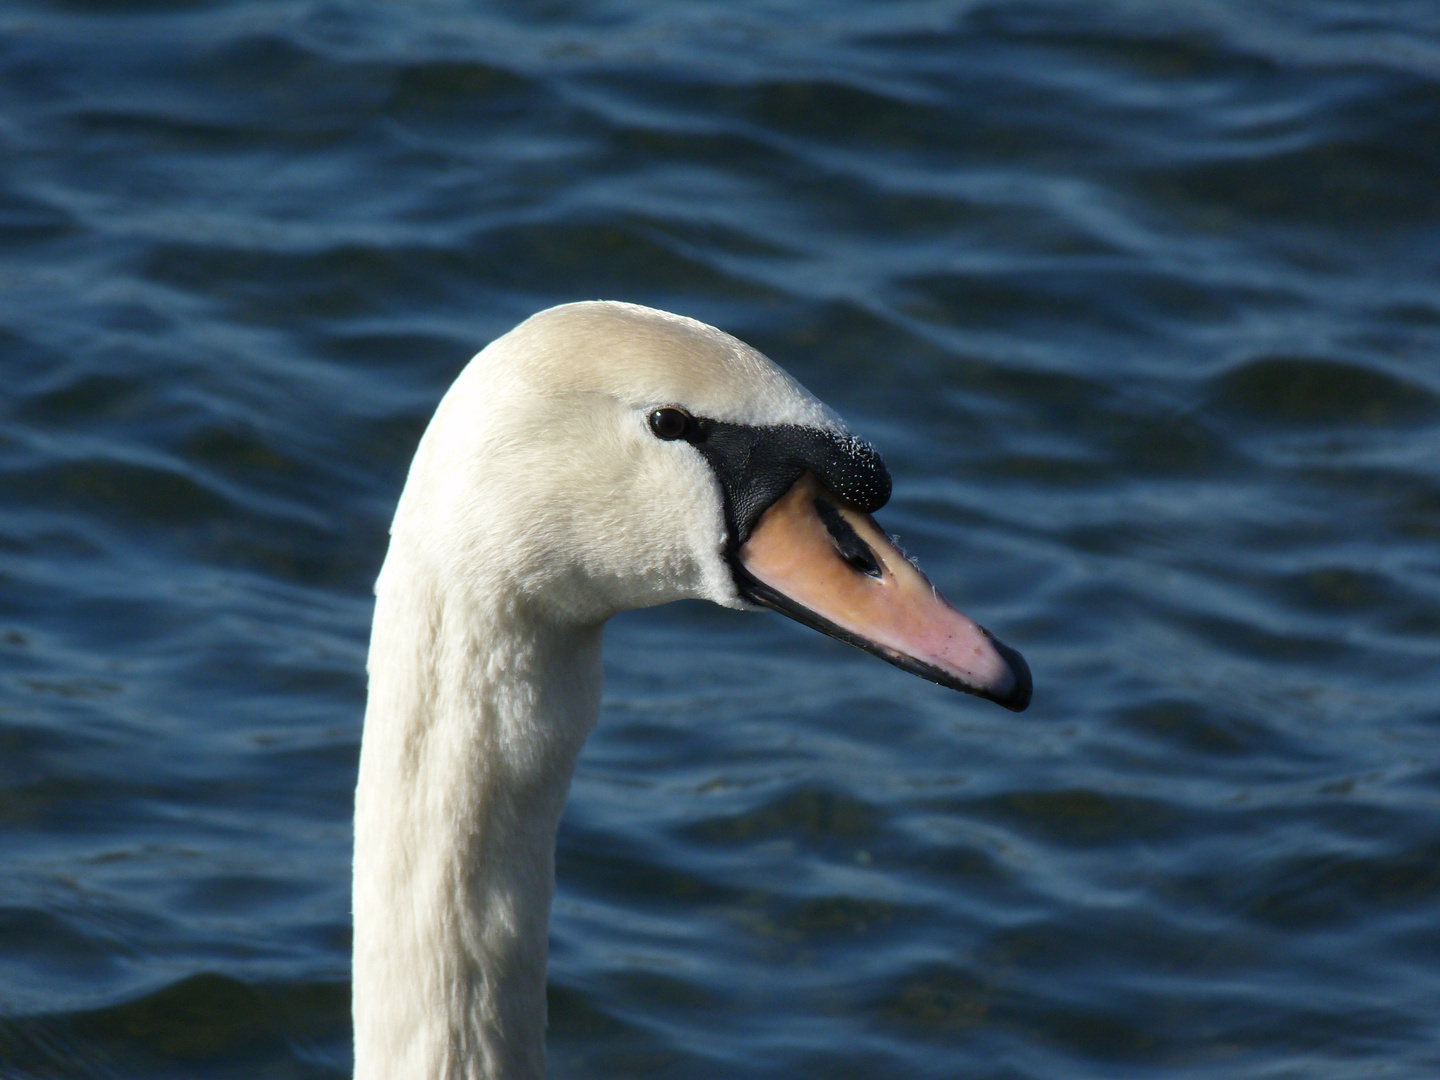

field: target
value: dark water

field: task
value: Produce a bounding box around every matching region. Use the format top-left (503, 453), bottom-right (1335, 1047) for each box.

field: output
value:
top-left (2, 1), bottom-right (1440, 1077)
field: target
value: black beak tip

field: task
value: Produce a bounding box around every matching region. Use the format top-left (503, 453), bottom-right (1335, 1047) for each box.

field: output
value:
top-left (986, 632), bottom-right (1033, 713)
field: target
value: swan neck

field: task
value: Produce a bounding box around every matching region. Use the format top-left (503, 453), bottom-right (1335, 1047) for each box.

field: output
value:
top-left (353, 555), bottom-right (602, 1080)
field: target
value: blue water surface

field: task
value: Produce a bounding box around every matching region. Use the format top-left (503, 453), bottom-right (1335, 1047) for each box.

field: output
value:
top-left (2, 1), bottom-right (1440, 1077)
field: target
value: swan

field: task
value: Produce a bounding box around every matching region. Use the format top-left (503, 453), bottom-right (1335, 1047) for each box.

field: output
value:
top-left (352, 301), bottom-right (1031, 1080)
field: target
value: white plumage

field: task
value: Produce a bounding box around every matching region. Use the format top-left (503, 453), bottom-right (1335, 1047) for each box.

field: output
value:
top-left (353, 301), bottom-right (1028, 1079)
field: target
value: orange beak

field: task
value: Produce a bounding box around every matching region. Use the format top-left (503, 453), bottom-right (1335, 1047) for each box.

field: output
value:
top-left (734, 474), bottom-right (1031, 711)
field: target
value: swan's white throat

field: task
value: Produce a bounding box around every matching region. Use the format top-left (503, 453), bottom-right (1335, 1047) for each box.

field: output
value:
top-left (353, 302), bottom-right (1029, 1079)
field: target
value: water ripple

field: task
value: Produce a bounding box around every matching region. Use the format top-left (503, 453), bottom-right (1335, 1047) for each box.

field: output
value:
top-left (2, 1), bottom-right (1440, 1078)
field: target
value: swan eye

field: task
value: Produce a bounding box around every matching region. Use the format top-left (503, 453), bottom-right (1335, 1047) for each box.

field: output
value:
top-left (648, 407), bottom-right (692, 440)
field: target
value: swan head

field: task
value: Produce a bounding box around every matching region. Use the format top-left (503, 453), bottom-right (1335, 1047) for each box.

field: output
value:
top-left (390, 301), bottom-right (1030, 711)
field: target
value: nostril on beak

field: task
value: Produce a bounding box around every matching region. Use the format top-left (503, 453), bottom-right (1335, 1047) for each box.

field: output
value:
top-left (813, 497), bottom-right (883, 578)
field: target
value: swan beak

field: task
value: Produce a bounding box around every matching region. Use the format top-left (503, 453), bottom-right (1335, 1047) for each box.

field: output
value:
top-left (734, 474), bottom-right (1031, 711)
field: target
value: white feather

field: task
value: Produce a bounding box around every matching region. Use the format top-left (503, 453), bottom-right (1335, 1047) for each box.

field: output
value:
top-left (353, 301), bottom-right (848, 1079)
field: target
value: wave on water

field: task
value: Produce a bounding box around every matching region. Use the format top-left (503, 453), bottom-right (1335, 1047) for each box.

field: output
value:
top-left (2, 2), bottom-right (1439, 1077)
